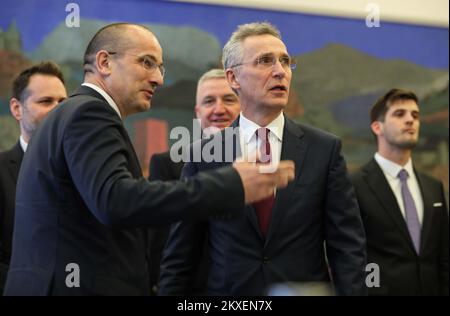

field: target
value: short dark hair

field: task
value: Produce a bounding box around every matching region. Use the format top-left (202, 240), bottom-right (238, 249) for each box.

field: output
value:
top-left (83, 23), bottom-right (150, 74)
top-left (12, 61), bottom-right (65, 101)
top-left (370, 88), bottom-right (419, 123)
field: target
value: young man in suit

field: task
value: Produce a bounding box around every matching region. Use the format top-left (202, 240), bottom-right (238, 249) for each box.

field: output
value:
top-left (0, 61), bottom-right (67, 294)
top-left (159, 22), bottom-right (367, 296)
top-left (147, 69), bottom-right (241, 294)
top-left (352, 88), bottom-right (449, 295)
top-left (4, 23), bottom-right (294, 296)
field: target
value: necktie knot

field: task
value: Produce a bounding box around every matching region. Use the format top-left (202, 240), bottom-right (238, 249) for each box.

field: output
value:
top-left (255, 128), bottom-right (271, 164)
top-left (256, 127), bottom-right (270, 142)
top-left (398, 169), bottom-right (409, 182)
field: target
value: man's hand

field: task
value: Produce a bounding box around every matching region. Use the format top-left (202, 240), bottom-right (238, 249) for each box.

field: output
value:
top-left (233, 160), bottom-right (295, 204)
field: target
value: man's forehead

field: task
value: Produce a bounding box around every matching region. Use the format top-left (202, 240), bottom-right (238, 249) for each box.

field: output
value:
top-left (198, 78), bottom-right (233, 94)
top-left (242, 34), bottom-right (288, 54)
top-left (18, 74), bottom-right (64, 102)
top-left (126, 29), bottom-right (163, 60)
top-left (388, 99), bottom-right (419, 112)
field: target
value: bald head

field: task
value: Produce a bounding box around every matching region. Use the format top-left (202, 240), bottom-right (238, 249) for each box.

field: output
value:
top-left (83, 23), bottom-right (153, 74)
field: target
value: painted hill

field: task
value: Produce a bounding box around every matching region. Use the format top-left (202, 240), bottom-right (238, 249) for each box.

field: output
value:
top-left (292, 43), bottom-right (449, 135)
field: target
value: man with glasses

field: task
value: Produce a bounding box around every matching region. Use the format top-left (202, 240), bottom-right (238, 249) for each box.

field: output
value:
top-left (4, 23), bottom-right (295, 296)
top-left (160, 22), bottom-right (367, 296)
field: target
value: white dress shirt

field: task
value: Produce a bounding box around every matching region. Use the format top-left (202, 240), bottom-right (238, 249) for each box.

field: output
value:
top-left (374, 152), bottom-right (424, 224)
top-left (238, 111), bottom-right (284, 165)
top-left (82, 83), bottom-right (122, 119)
top-left (19, 135), bottom-right (28, 152)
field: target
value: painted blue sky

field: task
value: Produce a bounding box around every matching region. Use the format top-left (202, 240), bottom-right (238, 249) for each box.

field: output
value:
top-left (1, 0), bottom-right (448, 69)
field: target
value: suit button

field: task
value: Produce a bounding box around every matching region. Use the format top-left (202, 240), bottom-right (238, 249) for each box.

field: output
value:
top-left (263, 257), bottom-right (269, 264)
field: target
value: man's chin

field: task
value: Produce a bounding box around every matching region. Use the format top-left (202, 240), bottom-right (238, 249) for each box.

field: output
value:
top-left (397, 139), bottom-right (418, 149)
top-left (210, 122), bottom-right (230, 129)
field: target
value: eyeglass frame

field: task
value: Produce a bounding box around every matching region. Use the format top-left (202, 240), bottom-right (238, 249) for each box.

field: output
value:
top-left (106, 51), bottom-right (166, 77)
top-left (229, 53), bottom-right (297, 71)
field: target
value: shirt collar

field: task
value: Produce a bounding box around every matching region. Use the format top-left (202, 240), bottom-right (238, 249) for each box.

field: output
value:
top-left (82, 83), bottom-right (122, 119)
top-left (19, 135), bottom-right (27, 152)
top-left (374, 152), bottom-right (414, 179)
top-left (239, 111), bottom-right (285, 144)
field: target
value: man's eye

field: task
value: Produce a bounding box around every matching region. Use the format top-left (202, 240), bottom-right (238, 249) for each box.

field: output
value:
top-left (143, 58), bottom-right (154, 68)
top-left (224, 98), bottom-right (237, 104)
top-left (259, 56), bottom-right (273, 65)
top-left (280, 57), bottom-right (290, 66)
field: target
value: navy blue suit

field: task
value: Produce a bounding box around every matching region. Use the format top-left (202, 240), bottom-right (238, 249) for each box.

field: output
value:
top-left (4, 86), bottom-right (244, 296)
top-left (159, 116), bottom-right (367, 296)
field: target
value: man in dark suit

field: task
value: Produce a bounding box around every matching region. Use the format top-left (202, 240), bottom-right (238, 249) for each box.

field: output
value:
top-left (159, 22), bottom-right (367, 296)
top-left (4, 23), bottom-right (294, 296)
top-left (147, 69), bottom-right (241, 294)
top-left (351, 88), bottom-right (449, 296)
top-left (0, 62), bottom-right (67, 294)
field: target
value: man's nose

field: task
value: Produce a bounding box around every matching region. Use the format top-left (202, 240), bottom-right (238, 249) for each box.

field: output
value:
top-left (272, 60), bottom-right (287, 78)
top-left (213, 100), bottom-right (226, 113)
top-left (150, 71), bottom-right (164, 87)
top-left (405, 112), bottom-right (415, 124)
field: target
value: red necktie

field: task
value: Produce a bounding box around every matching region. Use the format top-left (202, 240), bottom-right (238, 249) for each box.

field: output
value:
top-left (253, 127), bottom-right (275, 237)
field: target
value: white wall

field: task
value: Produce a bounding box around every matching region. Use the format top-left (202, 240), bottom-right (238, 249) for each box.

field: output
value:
top-left (171, 0), bottom-right (449, 27)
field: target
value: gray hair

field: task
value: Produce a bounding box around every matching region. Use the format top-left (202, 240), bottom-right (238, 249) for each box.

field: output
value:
top-left (197, 68), bottom-right (226, 86)
top-left (222, 22), bottom-right (281, 70)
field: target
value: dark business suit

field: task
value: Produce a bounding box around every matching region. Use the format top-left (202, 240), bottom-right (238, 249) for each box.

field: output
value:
top-left (147, 151), bottom-right (182, 294)
top-left (159, 116), bottom-right (367, 296)
top-left (0, 141), bottom-right (23, 294)
top-left (351, 159), bottom-right (449, 296)
top-left (4, 85), bottom-right (245, 296)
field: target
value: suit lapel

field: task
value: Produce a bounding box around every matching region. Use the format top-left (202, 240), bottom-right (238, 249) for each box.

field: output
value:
top-left (221, 119), bottom-right (263, 238)
top-left (265, 117), bottom-right (306, 246)
top-left (415, 172), bottom-right (434, 255)
top-left (363, 160), bottom-right (416, 252)
top-left (7, 141), bottom-right (24, 183)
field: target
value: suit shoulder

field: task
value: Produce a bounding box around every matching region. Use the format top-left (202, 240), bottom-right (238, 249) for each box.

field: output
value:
top-left (416, 170), bottom-right (443, 188)
top-left (295, 121), bottom-right (340, 143)
top-left (0, 148), bottom-right (12, 162)
top-left (0, 142), bottom-right (21, 163)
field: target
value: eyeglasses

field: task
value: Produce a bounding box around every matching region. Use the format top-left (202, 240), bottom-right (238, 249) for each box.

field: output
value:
top-left (230, 54), bottom-right (297, 71)
top-left (107, 51), bottom-right (166, 77)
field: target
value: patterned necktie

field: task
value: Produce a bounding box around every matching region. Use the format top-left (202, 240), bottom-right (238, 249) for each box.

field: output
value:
top-left (253, 127), bottom-right (274, 237)
top-left (398, 169), bottom-right (421, 254)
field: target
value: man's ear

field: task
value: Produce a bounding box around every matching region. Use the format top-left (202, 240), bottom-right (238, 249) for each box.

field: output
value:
top-left (194, 104), bottom-right (200, 119)
top-left (226, 68), bottom-right (240, 91)
top-left (370, 121), bottom-right (383, 136)
top-left (95, 50), bottom-right (113, 75)
top-left (10, 97), bottom-right (23, 122)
